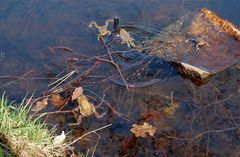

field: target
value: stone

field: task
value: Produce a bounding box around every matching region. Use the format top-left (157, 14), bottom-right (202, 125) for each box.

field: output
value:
top-left (142, 8), bottom-right (240, 83)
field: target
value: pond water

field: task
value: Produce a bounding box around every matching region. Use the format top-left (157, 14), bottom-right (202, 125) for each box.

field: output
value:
top-left (0, 0), bottom-right (240, 157)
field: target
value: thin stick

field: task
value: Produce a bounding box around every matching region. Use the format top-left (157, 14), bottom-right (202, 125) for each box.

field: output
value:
top-left (95, 56), bottom-right (129, 90)
top-left (70, 61), bottom-right (100, 86)
top-left (171, 91), bottom-right (174, 104)
top-left (216, 20), bottom-right (227, 36)
top-left (48, 71), bottom-right (75, 91)
top-left (48, 71), bottom-right (75, 87)
top-left (106, 47), bottom-right (129, 90)
top-left (33, 109), bottom-right (74, 116)
top-left (91, 132), bottom-right (100, 157)
top-left (54, 46), bottom-right (73, 52)
top-left (69, 124), bottom-right (112, 145)
top-left (159, 126), bottom-right (239, 141)
top-left (49, 46), bottom-right (56, 54)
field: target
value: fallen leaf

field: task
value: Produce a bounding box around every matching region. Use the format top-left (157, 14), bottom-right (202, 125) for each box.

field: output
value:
top-left (51, 94), bottom-right (67, 108)
top-left (31, 98), bottom-right (48, 112)
top-left (130, 122), bottom-right (157, 138)
top-left (72, 87), bottom-right (83, 101)
top-left (77, 95), bottom-right (96, 117)
top-left (53, 131), bottom-right (66, 145)
top-left (163, 103), bottom-right (179, 117)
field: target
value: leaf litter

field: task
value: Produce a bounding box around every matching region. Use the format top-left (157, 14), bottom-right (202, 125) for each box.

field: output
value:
top-left (51, 94), bottom-right (67, 108)
top-left (131, 122), bottom-right (157, 138)
top-left (31, 98), bottom-right (48, 112)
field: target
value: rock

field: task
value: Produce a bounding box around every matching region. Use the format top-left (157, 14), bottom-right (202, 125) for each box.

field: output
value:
top-left (142, 8), bottom-right (240, 83)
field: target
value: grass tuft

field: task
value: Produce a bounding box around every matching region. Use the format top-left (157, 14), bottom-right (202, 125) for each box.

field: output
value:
top-left (0, 93), bottom-right (71, 157)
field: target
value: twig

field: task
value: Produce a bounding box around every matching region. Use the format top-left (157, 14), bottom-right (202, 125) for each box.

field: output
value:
top-left (48, 70), bottom-right (75, 87)
top-left (216, 20), bottom-right (227, 36)
top-left (70, 61), bottom-right (100, 86)
top-left (32, 109), bottom-right (74, 116)
top-left (92, 132), bottom-right (100, 157)
top-left (93, 31), bottom-right (129, 90)
top-left (54, 46), bottom-right (73, 52)
top-left (159, 126), bottom-right (239, 141)
top-left (107, 47), bottom-right (129, 90)
top-left (69, 124), bottom-right (112, 145)
top-left (48, 71), bottom-right (76, 91)
top-left (85, 88), bottom-right (130, 121)
top-left (171, 91), bottom-right (174, 104)
top-left (95, 56), bottom-right (129, 90)
top-left (49, 46), bottom-right (56, 54)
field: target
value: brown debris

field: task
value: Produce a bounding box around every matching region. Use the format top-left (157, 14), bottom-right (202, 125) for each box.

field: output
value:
top-left (31, 98), bottom-right (48, 112)
top-left (130, 122), bottom-right (157, 138)
top-left (51, 94), bottom-right (67, 108)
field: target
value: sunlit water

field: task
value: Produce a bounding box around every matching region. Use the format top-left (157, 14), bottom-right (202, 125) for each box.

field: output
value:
top-left (0, 1), bottom-right (240, 156)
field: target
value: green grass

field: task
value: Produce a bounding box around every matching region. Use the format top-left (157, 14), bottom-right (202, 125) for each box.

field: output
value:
top-left (0, 146), bottom-right (15, 157)
top-left (0, 93), bottom-right (71, 157)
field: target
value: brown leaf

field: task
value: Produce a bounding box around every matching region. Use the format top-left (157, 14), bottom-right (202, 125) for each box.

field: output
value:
top-left (77, 95), bottom-right (96, 117)
top-left (130, 122), bottom-right (157, 138)
top-left (72, 87), bottom-right (83, 101)
top-left (31, 98), bottom-right (48, 112)
top-left (51, 94), bottom-right (67, 108)
top-left (163, 103), bottom-right (179, 117)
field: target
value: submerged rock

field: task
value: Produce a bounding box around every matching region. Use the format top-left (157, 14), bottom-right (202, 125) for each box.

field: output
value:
top-left (141, 8), bottom-right (240, 83)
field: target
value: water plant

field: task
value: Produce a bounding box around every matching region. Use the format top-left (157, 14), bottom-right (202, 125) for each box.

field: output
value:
top-left (0, 93), bottom-right (71, 157)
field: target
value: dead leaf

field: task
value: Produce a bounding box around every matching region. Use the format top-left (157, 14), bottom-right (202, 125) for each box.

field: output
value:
top-left (51, 94), bottom-right (67, 108)
top-left (77, 95), bottom-right (96, 117)
top-left (130, 122), bottom-right (157, 138)
top-left (72, 87), bottom-right (83, 101)
top-left (31, 98), bottom-right (48, 112)
top-left (163, 103), bottom-right (179, 117)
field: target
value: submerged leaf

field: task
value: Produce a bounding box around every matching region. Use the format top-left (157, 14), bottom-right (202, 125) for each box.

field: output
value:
top-left (130, 122), bottom-right (157, 138)
top-left (72, 87), bottom-right (83, 101)
top-left (31, 98), bottom-right (48, 112)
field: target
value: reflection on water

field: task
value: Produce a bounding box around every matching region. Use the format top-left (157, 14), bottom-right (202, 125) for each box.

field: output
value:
top-left (0, 0), bottom-right (240, 156)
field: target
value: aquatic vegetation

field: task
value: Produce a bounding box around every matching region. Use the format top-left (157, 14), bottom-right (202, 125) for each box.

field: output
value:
top-left (0, 94), bottom-right (71, 157)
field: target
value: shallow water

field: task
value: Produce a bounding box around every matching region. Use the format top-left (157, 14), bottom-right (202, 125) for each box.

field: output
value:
top-left (0, 1), bottom-right (240, 156)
